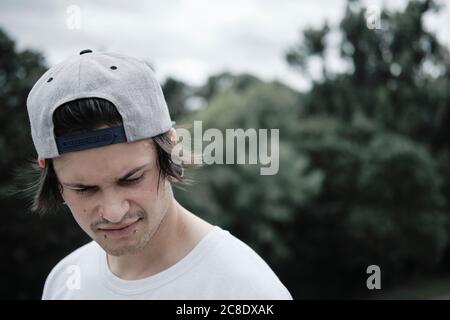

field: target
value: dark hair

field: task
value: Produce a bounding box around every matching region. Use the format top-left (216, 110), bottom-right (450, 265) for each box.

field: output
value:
top-left (25, 97), bottom-right (192, 215)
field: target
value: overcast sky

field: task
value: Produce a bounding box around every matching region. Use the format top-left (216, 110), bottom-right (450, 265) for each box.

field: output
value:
top-left (0, 0), bottom-right (449, 92)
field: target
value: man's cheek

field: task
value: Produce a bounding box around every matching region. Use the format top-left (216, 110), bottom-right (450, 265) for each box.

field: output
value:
top-left (71, 209), bottom-right (93, 231)
top-left (137, 183), bottom-right (159, 202)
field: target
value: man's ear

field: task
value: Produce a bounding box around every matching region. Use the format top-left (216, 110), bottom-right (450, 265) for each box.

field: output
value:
top-left (168, 127), bottom-right (177, 144)
top-left (37, 156), bottom-right (45, 169)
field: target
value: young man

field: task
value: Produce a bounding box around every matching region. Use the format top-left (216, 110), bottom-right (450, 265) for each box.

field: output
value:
top-left (26, 49), bottom-right (292, 300)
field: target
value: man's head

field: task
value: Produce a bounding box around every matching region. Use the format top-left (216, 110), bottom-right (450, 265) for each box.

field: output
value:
top-left (32, 97), bottom-right (185, 256)
top-left (25, 51), bottom-right (188, 256)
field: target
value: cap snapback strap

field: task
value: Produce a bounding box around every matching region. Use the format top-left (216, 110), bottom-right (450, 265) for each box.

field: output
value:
top-left (55, 126), bottom-right (127, 155)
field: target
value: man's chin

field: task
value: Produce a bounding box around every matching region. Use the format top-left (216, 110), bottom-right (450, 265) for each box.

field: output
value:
top-left (95, 235), bottom-right (150, 256)
top-left (99, 242), bottom-right (143, 256)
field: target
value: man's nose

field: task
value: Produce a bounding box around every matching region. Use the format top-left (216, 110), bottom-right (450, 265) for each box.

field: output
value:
top-left (98, 189), bottom-right (130, 224)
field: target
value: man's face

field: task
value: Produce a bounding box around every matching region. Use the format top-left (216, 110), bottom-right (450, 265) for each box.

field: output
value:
top-left (53, 139), bottom-right (172, 256)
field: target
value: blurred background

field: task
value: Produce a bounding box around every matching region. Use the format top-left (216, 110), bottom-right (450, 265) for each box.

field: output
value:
top-left (1, 0), bottom-right (449, 299)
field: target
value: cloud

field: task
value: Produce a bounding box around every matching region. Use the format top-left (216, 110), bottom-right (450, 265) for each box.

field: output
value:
top-left (0, 0), bottom-right (448, 92)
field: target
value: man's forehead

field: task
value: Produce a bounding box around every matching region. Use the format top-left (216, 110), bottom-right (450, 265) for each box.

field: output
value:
top-left (53, 139), bottom-right (155, 178)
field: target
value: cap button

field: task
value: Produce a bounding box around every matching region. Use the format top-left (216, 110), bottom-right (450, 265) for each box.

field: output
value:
top-left (79, 49), bottom-right (93, 55)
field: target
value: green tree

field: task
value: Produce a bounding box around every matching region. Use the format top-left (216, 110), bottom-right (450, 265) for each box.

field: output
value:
top-left (282, 0), bottom-right (450, 297)
top-left (0, 28), bottom-right (89, 299)
top-left (176, 80), bottom-right (323, 294)
top-left (175, 0), bottom-right (450, 298)
top-left (286, 0), bottom-right (450, 150)
top-left (162, 77), bottom-right (189, 121)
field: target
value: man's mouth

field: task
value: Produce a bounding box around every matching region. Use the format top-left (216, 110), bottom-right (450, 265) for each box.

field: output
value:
top-left (98, 218), bottom-right (142, 239)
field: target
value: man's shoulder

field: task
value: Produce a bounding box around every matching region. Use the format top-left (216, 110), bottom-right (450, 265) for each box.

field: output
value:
top-left (42, 241), bottom-right (100, 299)
top-left (49, 241), bottom-right (99, 272)
top-left (201, 228), bottom-right (293, 299)
top-left (211, 229), bottom-right (275, 276)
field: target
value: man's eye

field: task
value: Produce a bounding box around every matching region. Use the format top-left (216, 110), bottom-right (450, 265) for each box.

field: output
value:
top-left (74, 187), bottom-right (95, 194)
top-left (122, 174), bottom-right (145, 185)
top-left (72, 174), bottom-right (145, 195)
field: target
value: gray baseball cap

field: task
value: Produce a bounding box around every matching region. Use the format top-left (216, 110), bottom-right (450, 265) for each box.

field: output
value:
top-left (26, 49), bottom-right (173, 159)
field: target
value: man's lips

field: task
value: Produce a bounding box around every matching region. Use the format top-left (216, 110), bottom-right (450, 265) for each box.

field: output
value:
top-left (98, 218), bottom-right (142, 231)
top-left (98, 218), bottom-right (142, 239)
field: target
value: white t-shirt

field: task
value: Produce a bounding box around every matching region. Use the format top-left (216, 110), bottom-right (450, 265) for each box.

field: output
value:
top-left (42, 226), bottom-right (293, 300)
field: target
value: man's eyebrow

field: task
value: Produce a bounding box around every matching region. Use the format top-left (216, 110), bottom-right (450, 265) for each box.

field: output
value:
top-left (117, 164), bottom-right (149, 181)
top-left (62, 163), bottom-right (149, 188)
